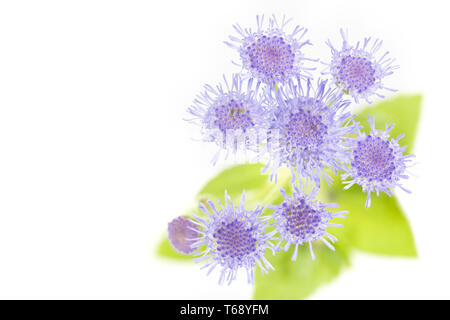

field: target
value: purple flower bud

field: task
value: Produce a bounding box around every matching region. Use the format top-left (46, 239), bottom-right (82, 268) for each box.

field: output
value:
top-left (167, 216), bottom-right (200, 255)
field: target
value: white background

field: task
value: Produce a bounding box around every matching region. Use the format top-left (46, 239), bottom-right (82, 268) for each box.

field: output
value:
top-left (0, 0), bottom-right (448, 299)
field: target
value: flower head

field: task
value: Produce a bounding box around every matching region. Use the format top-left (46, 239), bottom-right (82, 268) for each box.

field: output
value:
top-left (187, 74), bottom-right (267, 164)
top-left (263, 78), bottom-right (359, 185)
top-left (271, 186), bottom-right (348, 261)
top-left (342, 116), bottom-right (414, 208)
top-left (191, 191), bottom-right (277, 285)
top-left (167, 216), bottom-right (200, 255)
top-left (225, 15), bottom-right (314, 86)
top-left (322, 29), bottom-right (399, 104)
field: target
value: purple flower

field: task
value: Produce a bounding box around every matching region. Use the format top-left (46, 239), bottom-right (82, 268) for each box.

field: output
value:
top-left (263, 78), bottom-right (359, 185)
top-left (167, 216), bottom-right (200, 255)
top-left (342, 116), bottom-right (414, 208)
top-left (191, 191), bottom-right (277, 285)
top-left (271, 186), bottom-right (348, 261)
top-left (186, 74), bottom-right (268, 164)
top-left (322, 29), bottom-right (399, 104)
top-left (225, 15), bottom-right (315, 86)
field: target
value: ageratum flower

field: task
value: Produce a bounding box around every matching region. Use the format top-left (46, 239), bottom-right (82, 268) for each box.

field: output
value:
top-left (190, 191), bottom-right (277, 285)
top-left (225, 15), bottom-right (315, 87)
top-left (263, 78), bottom-right (359, 185)
top-left (342, 116), bottom-right (414, 208)
top-left (167, 216), bottom-right (200, 255)
top-left (186, 74), bottom-right (267, 164)
top-left (271, 186), bottom-right (348, 260)
top-left (322, 29), bottom-right (399, 104)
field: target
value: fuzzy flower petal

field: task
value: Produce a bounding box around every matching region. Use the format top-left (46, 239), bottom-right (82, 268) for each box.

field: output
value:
top-left (191, 191), bottom-right (277, 285)
top-left (226, 15), bottom-right (315, 86)
top-left (186, 74), bottom-right (268, 164)
top-left (262, 78), bottom-right (359, 185)
top-left (342, 116), bottom-right (414, 208)
top-left (322, 29), bottom-right (399, 104)
top-left (271, 186), bottom-right (348, 261)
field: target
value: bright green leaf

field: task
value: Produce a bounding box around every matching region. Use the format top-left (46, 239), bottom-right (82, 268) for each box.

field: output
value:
top-left (254, 243), bottom-right (349, 300)
top-left (354, 95), bottom-right (421, 153)
top-left (323, 94), bottom-right (421, 256)
top-left (197, 163), bottom-right (268, 201)
top-left (197, 163), bottom-right (291, 209)
top-left (156, 236), bottom-right (192, 261)
top-left (319, 180), bottom-right (417, 257)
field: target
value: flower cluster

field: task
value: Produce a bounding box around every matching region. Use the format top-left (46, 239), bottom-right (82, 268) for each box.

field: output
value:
top-left (167, 15), bottom-right (414, 285)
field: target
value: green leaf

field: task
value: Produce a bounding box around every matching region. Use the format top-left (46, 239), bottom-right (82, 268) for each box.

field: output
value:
top-left (197, 164), bottom-right (292, 209)
top-left (156, 236), bottom-right (192, 261)
top-left (197, 163), bottom-right (269, 201)
top-left (323, 94), bottom-right (421, 256)
top-left (254, 243), bottom-right (349, 300)
top-left (321, 180), bottom-right (417, 257)
top-left (354, 95), bottom-right (422, 153)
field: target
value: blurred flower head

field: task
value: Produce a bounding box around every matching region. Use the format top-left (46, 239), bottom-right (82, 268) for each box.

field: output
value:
top-left (342, 116), bottom-right (414, 208)
top-left (191, 191), bottom-right (277, 285)
top-left (322, 29), bottom-right (399, 104)
top-left (167, 216), bottom-right (200, 255)
top-left (225, 15), bottom-right (315, 87)
top-left (271, 186), bottom-right (347, 261)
